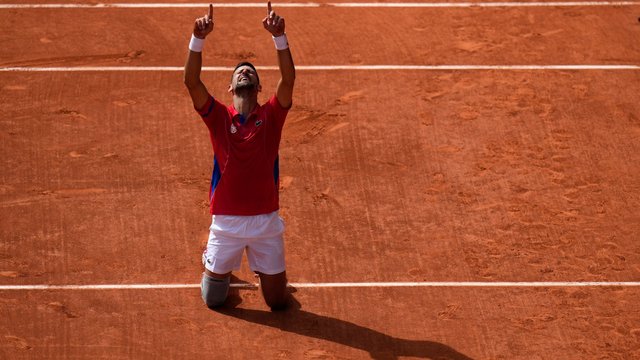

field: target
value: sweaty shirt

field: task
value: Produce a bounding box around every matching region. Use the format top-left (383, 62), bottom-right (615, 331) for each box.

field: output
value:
top-left (196, 95), bottom-right (289, 215)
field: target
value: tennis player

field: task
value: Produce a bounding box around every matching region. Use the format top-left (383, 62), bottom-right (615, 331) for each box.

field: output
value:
top-left (184, 2), bottom-right (295, 310)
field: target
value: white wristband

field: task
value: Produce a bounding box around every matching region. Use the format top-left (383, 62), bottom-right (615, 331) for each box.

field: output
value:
top-left (272, 34), bottom-right (289, 50)
top-left (189, 34), bottom-right (205, 52)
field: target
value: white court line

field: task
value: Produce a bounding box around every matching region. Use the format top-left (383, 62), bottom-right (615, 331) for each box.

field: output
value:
top-left (1, 65), bottom-right (639, 72)
top-left (1, 282), bottom-right (640, 290)
top-left (332, 0), bottom-right (639, 5)
top-left (0, 2), bottom-right (638, 9)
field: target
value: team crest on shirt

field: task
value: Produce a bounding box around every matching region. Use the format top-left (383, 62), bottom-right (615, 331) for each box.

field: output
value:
top-left (230, 124), bottom-right (237, 134)
top-left (255, 119), bottom-right (263, 127)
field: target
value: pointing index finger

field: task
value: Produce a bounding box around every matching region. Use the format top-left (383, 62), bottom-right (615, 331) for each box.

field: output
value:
top-left (267, 1), bottom-right (272, 15)
top-left (208, 4), bottom-right (213, 20)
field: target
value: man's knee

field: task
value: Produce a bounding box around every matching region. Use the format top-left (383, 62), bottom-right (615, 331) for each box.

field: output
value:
top-left (201, 273), bottom-right (230, 309)
top-left (258, 272), bottom-right (289, 311)
top-left (266, 295), bottom-right (289, 311)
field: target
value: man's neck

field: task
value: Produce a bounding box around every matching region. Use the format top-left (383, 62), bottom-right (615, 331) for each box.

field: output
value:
top-left (232, 92), bottom-right (258, 119)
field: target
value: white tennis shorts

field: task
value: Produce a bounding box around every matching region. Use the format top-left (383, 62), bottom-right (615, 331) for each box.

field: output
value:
top-left (202, 211), bottom-right (286, 275)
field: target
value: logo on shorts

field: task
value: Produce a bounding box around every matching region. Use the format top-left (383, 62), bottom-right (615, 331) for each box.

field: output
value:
top-left (255, 119), bottom-right (263, 127)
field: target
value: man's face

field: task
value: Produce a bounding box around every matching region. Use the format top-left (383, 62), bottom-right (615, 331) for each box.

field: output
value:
top-left (231, 66), bottom-right (260, 92)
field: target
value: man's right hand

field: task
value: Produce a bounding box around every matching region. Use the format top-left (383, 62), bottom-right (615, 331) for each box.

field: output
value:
top-left (193, 4), bottom-right (214, 39)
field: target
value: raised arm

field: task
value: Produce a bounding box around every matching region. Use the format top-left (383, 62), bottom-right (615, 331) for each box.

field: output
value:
top-left (184, 4), bottom-right (214, 110)
top-left (263, 1), bottom-right (295, 108)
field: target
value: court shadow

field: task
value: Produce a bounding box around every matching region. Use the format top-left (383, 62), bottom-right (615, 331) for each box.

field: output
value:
top-left (216, 296), bottom-right (474, 360)
top-left (219, 275), bottom-right (248, 309)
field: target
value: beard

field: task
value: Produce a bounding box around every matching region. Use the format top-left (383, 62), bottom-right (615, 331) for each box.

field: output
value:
top-left (234, 81), bottom-right (256, 93)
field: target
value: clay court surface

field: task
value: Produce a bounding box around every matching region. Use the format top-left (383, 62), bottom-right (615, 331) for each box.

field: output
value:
top-left (1, 1), bottom-right (640, 359)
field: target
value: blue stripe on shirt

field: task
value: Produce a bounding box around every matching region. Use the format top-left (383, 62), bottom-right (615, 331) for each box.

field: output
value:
top-left (201, 97), bottom-right (215, 118)
top-left (210, 156), bottom-right (221, 199)
top-left (273, 155), bottom-right (279, 189)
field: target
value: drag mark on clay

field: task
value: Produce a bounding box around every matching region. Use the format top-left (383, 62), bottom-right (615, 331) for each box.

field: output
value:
top-left (4, 335), bottom-right (31, 350)
top-left (2, 85), bottom-right (27, 91)
top-left (0, 271), bottom-right (21, 278)
top-left (327, 122), bottom-right (350, 133)
top-left (438, 304), bottom-right (461, 320)
top-left (56, 108), bottom-right (88, 120)
top-left (0, 188), bottom-right (110, 207)
top-left (335, 90), bottom-right (364, 105)
top-left (46, 302), bottom-right (78, 318)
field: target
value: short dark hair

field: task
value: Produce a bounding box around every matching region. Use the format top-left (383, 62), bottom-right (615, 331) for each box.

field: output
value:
top-left (232, 62), bottom-right (259, 84)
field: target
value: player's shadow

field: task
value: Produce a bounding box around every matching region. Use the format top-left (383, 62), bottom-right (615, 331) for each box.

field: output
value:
top-left (221, 275), bottom-right (249, 309)
top-left (217, 295), bottom-right (474, 360)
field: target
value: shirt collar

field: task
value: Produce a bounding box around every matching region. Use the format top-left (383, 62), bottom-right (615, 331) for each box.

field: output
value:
top-left (228, 102), bottom-right (261, 122)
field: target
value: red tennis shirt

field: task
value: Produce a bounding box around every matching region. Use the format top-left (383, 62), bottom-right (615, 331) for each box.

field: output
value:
top-left (196, 94), bottom-right (289, 215)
